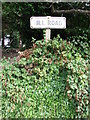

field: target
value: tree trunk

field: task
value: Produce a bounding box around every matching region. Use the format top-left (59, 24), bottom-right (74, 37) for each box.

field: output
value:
top-left (19, 33), bottom-right (22, 50)
top-left (2, 31), bottom-right (4, 47)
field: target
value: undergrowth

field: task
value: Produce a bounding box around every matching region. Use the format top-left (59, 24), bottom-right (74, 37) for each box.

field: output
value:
top-left (0, 35), bottom-right (89, 118)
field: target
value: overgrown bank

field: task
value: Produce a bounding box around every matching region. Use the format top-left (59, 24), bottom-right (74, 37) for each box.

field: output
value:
top-left (0, 35), bottom-right (89, 118)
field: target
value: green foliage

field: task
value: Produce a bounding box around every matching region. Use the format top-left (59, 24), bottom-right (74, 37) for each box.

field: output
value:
top-left (65, 28), bottom-right (90, 40)
top-left (10, 31), bottom-right (20, 48)
top-left (2, 2), bottom-right (90, 48)
top-left (0, 36), bottom-right (89, 118)
top-left (2, 3), bottom-right (51, 48)
top-left (67, 34), bottom-right (89, 60)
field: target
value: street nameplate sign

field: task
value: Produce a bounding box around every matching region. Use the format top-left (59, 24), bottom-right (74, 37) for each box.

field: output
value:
top-left (30, 16), bottom-right (66, 29)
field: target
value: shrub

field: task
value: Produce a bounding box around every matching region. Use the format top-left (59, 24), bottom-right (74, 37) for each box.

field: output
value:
top-left (0, 35), bottom-right (89, 118)
top-left (64, 28), bottom-right (90, 41)
top-left (67, 34), bottom-right (89, 60)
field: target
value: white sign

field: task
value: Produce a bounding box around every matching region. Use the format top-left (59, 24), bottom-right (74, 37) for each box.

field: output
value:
top-left (30, 16), bottom-right (66, 29)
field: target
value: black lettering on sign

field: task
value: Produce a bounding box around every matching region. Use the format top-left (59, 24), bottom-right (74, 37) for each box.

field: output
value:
top-left (48, 20), bottom-right (62, 26)
top-left (55, 21), bottom-right (58, 25)
top-left (36, 20), bottom-right (40, 25)
top-left (59, 21), bottom-right (62, 25)
top-left (48, 20), bottom-right (51, 25)
top-left (36, 20), bottom-right (44, 25)
top-left (52, 20), bottom-right (55, 25)
top-left (42, 20), bottom-right (44, 25)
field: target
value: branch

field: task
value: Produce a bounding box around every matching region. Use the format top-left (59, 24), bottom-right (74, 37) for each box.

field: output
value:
top-left (51, 4), bottom-right (90, 15)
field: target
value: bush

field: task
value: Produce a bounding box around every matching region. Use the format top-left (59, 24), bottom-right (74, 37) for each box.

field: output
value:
top-left (65, 28), bottom-right (90, 40)
top-left (67, 34), bottom-right (89, 60)
top-left (0, 36), bottom-right (89, 118)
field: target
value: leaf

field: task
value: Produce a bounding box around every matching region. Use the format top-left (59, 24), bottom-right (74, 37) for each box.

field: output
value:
top-left (67, 90), bottom-right (71, 94)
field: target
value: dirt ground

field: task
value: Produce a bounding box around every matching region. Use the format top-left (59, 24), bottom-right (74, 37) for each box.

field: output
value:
top-left (2, 48), bottom-right (19, 59)
top-left (2, 48), bottom-right (19, 63)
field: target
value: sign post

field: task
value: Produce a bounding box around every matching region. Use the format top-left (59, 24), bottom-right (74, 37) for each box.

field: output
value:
top-left (45, 16), bottom-right (51, 42)
top-left (46, 29), bottom-right (51, 42)
top-left (30, 16), bottom-right (66, 42)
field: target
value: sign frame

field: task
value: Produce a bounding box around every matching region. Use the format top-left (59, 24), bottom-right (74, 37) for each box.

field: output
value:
top-left (30, 16), bottom-right (66, 29)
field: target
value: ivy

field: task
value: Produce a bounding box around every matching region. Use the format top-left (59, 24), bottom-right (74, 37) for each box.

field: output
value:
top-left (0, 35), bottom-right (89, 118)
